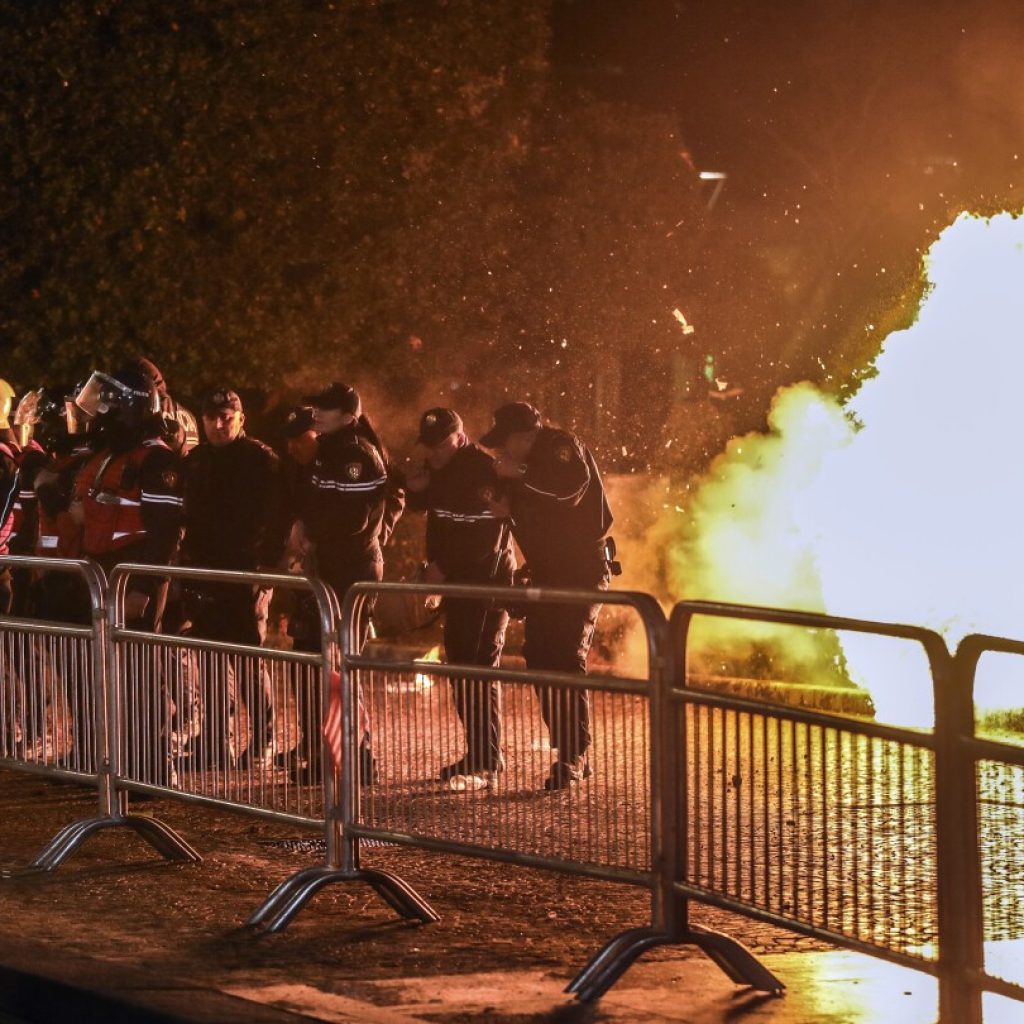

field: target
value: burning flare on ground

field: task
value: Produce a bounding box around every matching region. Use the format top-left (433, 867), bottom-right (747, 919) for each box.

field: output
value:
top-left (414, 645), bottom-right (442, 689)
top-left (667, 211), bottom-right (1024, 728)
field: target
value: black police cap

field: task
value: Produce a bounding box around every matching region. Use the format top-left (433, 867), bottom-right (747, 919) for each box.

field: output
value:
top-left (479, 402), bottom-right (542, 448)
top-left (303, 381), bottom-right (360, 415)
top-left (417, 407), bottom-right (463, 447)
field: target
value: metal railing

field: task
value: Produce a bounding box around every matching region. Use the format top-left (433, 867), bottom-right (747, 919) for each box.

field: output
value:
top-left (570, 600), bottom-right (994, 1020)
top-left (1, 563), bottom-right (1022, 1021)
top-left (0, 554), bottom-right (124, 874)
top-left (952, 635), bottom-right (1024, 1014)
top-left (1, 562), bottom-right (346, 872)
top-left (108, 564), bottom-right (337, 829)
top-left (0, 556), bottom-right (105, 783)
top-left (248, 581), bottom-right (667, 933)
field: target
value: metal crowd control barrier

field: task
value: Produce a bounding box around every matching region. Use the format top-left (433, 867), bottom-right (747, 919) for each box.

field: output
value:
top-left (249, 581), bottom-right (667, 939)
top-left (952, 635), bottom-right (1024, 1018)
top-left (0, 555), bottom-right (116, 873)
top-left (104, 564), bottom-right (345, 847)
top-left (570, 600), bottom-right (991, 1020)
top-left (4, 562), bottom-right (353, 873)
top-left (2, 563), bottom-right (1020, 1021)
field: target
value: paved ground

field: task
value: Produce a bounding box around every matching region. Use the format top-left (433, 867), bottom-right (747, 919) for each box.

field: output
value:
top-left (0, 765), bottom-right (1022, 1020)
top-left (0, 768), bottom-right (959, 1023)
top-left (0, 938), bottom-right (951, 1023)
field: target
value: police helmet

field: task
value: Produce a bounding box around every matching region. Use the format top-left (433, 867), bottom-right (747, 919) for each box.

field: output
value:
top-left (14, 386), bottom-right (73, 450)
top-left (0, 378), bottom-right (15, 430)
top-left (76, 368), bottom-right (161, 420)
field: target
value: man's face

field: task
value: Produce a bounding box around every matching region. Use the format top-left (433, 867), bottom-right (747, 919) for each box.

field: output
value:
top-left (313, 407), bottom-right (356, 435)
top-left (203, 408), bottom-right (244, 447)
top-left (503, 429), bottom-right (537, 463)
top-left (287, 430), bottom-right (318, 466)
top-left (423, 431), bottom-right (461, 471)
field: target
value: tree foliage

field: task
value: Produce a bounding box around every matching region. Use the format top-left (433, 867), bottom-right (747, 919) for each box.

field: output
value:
top-left (2, 1), bottom-right (711, 467)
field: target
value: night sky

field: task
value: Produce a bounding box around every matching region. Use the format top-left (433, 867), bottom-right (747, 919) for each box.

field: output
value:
top-left (552, 0), bottom-right (1024, 203)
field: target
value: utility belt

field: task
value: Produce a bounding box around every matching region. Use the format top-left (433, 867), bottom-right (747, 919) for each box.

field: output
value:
top-left (523, 535), bottom-right (622, 584)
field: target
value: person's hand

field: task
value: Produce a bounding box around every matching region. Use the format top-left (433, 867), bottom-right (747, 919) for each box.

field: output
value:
top-left (405, 461), bottom-right (430, 492)
top-left (68, 499), bottom-right (85, 526)
top-left (494, 455), bottom-right (526, 480)
top-left (287, 520), bottom-right (314, 562)
top-left (124, 590), bottom-right (150, 623)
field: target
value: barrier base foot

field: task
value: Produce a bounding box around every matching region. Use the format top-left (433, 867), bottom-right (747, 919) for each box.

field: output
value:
top-left (568, 924), bottom-right (785, 1003)
top-left (1, 813), bottom-right (202, 877)
top-left (248, 865), bottom-right (439, 934)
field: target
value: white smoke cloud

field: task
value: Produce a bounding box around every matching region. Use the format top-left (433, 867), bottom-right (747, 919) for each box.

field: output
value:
top-left (653, 211), bottom-right (1024, 725)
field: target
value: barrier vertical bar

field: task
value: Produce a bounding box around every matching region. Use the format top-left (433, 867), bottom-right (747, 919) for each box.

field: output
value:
top-left (935, 639), bottom-right (988, 1024)
top-left (247, 581), bottom-right (437, 933)
top-left (568, 599), bottom-right (783, 1002)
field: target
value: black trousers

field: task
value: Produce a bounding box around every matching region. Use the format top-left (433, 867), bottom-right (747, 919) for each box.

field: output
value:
top-left (183, 581), bottom-right (272, 764)
top-left (522, 588), bottom-right (604, 763)
top-left (293, 561), bottom-right (381, 771)
top-left (442, 598), bottom-right (508, 768)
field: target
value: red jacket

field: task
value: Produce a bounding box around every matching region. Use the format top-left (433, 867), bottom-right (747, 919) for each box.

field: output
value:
top-left (36, 445), bottom-right (93, 558)
top-left (73, 439), bottom-right (182, 570)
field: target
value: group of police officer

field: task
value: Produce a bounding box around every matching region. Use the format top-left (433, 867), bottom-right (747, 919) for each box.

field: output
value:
top-left (0, 363), bottom-right (616, 791)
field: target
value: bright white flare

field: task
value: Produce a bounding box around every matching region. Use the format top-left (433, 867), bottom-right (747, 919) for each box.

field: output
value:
top-left (669, 211), bottom-right (1024, 727)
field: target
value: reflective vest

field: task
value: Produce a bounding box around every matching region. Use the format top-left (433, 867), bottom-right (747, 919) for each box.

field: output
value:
top-left (73, 441), bottom-right (169, 557)
top-left (37, 446), bottom-right (92, 557)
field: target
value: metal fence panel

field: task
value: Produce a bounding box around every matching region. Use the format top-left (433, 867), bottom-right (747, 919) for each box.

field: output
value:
top-left (358, 664), bottom-right (652, 878)
top-left (108, 565), bottom-right (339, 829)
top-left (344, 583), bottom-right (663, 885)
top-left (682, 693), bottom-right (938, 960)
top-left (954, 635), bottom-right (1024, 1007)
top-left (0, 556), bottom-right (107, 785)
top-left (667, 602), bottom-right (950, 956)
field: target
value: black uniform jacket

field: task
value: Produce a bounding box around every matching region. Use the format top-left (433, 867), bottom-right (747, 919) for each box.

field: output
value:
top-left (510, 427), bottom-right (612, 586)
top-left (302, 423), bottom-right (391, 573)
top-left (406, 441), bottom-right (514, 584)
top-left (182, 434), bottom-right (289, 571)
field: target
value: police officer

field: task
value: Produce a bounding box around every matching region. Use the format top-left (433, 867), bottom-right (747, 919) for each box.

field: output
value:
top-left (71, 366), bottom-right (183, 630)
top-left (281, 406), bottom-right (317, 530)
top-left (279, 406), bottom-right (320, 650)
top-left (283, 406), bottom-right (317, 473)
top-left (131, 356), bottom-right (200, 455)
top-left (32, 385), bottom-right (97, 623)
top-left (9, 387), bottom-right (74, 615)
top-left (10, 388), bottom-right (71, 547)
top-left (480, 402), bottom-right (614, 791)
top-left (8, 388), bottom-right (85, 760)
top-left (292, 382), bottom-right (402, 783)
top-left (178, 389), bottom-right (290, 767)
top-left (405, 408), bottom-right (514, 786)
